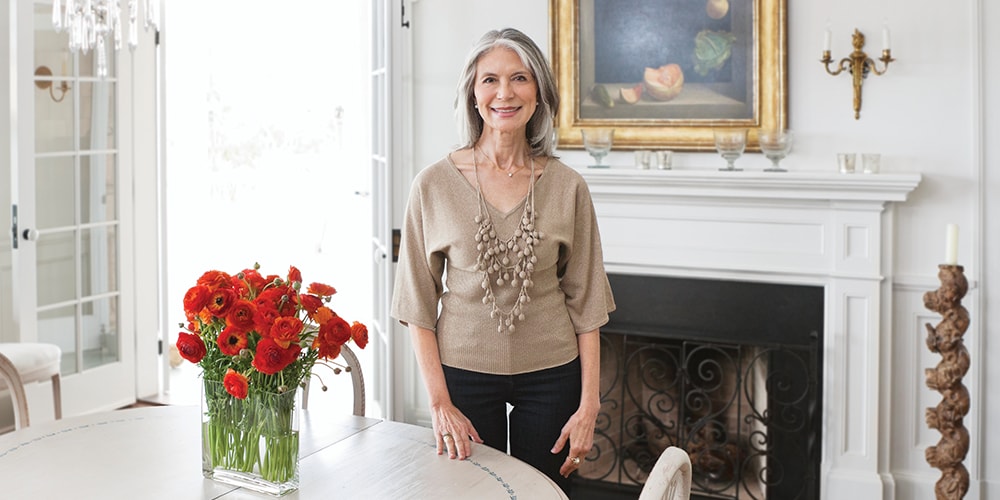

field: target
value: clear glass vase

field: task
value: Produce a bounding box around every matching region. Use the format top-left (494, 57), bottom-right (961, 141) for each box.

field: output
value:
top-left (201, 380), bottom-right (301, 496)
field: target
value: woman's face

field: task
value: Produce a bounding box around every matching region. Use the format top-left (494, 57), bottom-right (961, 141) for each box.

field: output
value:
top-left (473, 47), bottom-right (538, 137)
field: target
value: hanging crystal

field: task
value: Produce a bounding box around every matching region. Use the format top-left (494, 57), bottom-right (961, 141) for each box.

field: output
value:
top-left (52, 0), bottom-right (160, 78)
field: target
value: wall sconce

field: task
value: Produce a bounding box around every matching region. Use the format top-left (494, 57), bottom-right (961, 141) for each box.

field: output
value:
top-left (820, 28), bottom-right (895, 119)
top-left (34, 65), bottom-right (71, 103)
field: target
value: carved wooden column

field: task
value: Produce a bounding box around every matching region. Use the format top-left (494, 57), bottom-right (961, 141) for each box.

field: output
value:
top-left (922, 264), bottom-right (970, 499)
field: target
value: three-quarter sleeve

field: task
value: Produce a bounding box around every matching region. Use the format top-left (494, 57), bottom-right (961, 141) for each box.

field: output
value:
top-left (557, 178), bottom-right (616, 333)
top-left (390, 177), bottom-right (445, 331)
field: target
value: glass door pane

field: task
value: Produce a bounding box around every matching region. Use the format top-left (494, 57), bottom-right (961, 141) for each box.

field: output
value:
top-left (32, 2), bottom-right (121, 376)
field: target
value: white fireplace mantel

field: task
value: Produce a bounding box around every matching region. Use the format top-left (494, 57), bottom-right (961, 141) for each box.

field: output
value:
top-left (579, 168), bottom-right (922, 500)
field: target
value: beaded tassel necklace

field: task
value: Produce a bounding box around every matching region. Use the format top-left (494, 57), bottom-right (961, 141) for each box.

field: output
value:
top-left (473, 148), bottom-right (541, 334)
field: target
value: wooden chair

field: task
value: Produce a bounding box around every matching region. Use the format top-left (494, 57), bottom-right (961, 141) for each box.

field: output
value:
top-left (0, 343), bottom-right (63, 430)
top-left (302, 344), bottom-right (365, 417)
top-left (638, 446), bottom-right (693, 500)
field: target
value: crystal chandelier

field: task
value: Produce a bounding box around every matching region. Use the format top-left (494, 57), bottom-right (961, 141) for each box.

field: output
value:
top-left (51, 0), bottom-right (160, 78)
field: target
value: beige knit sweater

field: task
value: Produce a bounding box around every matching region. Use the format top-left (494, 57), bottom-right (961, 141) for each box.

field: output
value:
top-left (391, 155), bottom-right (616, 375)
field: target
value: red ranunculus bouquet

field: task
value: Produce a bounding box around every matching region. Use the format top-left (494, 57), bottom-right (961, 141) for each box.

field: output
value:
top-left (177, 264), bottom-right (368, 494)
top-left (176, 263), bottom-right (367, 399)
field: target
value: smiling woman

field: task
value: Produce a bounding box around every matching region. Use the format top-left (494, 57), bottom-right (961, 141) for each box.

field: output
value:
top-left (161, 2), bottom-right (372, 403)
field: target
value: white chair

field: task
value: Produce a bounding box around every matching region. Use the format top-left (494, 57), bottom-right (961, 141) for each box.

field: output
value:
top-left (0, 343), bottom-right (63, 430)
top-left (638, 446), bottom-right (693, 500)
top-left (302, 344), bottom-right (365, 417)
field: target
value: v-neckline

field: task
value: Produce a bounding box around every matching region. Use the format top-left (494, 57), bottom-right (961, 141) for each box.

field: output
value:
top-left (446, 152), bottom-right (546, 217)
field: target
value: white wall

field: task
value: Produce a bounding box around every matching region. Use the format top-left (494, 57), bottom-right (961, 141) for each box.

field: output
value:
top-left (407, 0), bottom-right (997, 497)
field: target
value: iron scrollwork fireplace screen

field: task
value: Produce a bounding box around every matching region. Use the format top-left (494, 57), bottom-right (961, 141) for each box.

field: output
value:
top-left (572, 274), bottom-right (823, 500)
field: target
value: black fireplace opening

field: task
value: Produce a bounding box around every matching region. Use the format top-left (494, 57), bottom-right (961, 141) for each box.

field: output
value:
top-left (572, 273), bottom-right (824, 500)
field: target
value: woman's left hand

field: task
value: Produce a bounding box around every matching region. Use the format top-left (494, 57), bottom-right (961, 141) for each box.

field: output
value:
top-left (551, 404), bottom-right (599, 478)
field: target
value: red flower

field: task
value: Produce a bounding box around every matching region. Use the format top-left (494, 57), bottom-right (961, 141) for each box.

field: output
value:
top-left (319, 342), bottom-right (341, 361)
top-left (217, 327), bottom-right (248, 356)
top-left (351, 321), bottom-right (369, 349)
top-left (226, 299), bottom-right (257, 331)
top-left (270, 316), bottom-right (303, 349)
top-left (207, 288), bottom-right (236, 317)
top-left (299, 294), bottom-right (323, 316)
top-left (307, 282), bottom-right (337, 297)
top-left (197, 270), bottom-right (233, 289)
top-left (256, 287), bottom-right (296, 317)
top-left (178, 264), bottom-right (368, 399)
top-left (176, 332), bottom-right (206, 363)
top-left (183, 285), bottom-right (211, 315)
top-left (314, 315), bottom-right (352, 359)
top-left (253, 337), bottom-right (301, 375)
top-left (239, 268), bottom-right (268, 293)
top-left (223, 369), bottom-right (249, 399)
top-left (323, 315), bottom-right (352, 344)
top-left (287, 266), bottom-right (302, 285)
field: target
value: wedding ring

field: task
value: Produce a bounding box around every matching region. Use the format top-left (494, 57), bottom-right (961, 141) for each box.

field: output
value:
top-left (442, 433), bottom-right (453, 440)
top-left (569, 456), bottom-right (580, 466)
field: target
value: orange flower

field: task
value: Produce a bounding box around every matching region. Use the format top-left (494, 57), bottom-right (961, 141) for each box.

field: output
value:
top-left (313, 306), bottom-right (334, 325)
top-left (207, 288), bottom-right (236, 317)
top-left (270, 316), bottom-right (303, 349)
top-left (307, 282), bottom-right (337, 297)
top-left (226, 299), bottom-right (257, 331)
top-left (351, 321), bottom-right (369, 349)
top-left (217, 327), bottom-right (248, 356)
top-left (197, 270), bottom-right (233, 289)
top-left (317, 342), bottom-right (341, 361)
top-left (223, 369), bottom-right (249, 399)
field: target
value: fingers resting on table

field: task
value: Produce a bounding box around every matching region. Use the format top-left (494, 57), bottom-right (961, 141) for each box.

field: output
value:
top-left (432, 403), bottom-right (482, 460)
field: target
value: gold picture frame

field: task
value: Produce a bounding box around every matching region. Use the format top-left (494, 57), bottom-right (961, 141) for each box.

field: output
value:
top-left (550, 0), bottom-right (787, 151)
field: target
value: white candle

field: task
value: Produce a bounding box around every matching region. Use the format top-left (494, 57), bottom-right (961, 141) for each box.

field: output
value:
top-left (882, 24), bottom-right (891, 50)
top-left (945, 224), bottom-right (958, 265)
top-left (824, 27), bottom-right (832, 51)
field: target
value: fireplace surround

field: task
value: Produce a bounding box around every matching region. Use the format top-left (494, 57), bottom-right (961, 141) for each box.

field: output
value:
top-left (574, 274), bottom-right (824, 499)
top-left (574, 169), bottom-right (921, 499)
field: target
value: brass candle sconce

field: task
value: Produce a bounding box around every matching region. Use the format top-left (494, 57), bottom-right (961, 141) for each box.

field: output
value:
top-left (821, 29), bottom-right (895, 119)
top-left (34, 65), bottom-right (71, 103)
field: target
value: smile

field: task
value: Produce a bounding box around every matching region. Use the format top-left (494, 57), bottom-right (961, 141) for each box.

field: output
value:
top-left (491, 106), bottom-right (522, 117)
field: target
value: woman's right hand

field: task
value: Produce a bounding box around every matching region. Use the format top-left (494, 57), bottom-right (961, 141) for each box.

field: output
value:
top-left (431, 402), bottom-right (482, 460)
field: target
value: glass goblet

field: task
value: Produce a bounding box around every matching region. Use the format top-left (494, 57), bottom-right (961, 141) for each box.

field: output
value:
top-left (714, 129), bottom-right (747, 171)
top-left (759, 129), bottom-right (794, 172)
top-left (581, 128), bottom-right (614, 168)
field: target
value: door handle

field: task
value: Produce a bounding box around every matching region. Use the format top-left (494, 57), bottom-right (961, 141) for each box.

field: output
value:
top-left (22, 228), bottom-right (39, 241)
top-left (10, 204), bottom-right (16, 249)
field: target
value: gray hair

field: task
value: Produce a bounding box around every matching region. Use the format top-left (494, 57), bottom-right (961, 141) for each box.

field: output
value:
top-left (454, 28), bottom-right (559, 157)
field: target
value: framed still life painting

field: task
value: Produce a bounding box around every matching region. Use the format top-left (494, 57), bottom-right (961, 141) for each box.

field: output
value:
top-left (550, 0), bottom-right (787, 151)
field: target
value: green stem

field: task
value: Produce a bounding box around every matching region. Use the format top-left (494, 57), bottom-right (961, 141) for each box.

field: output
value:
top-left (202, 381), bottom-right (299, 484)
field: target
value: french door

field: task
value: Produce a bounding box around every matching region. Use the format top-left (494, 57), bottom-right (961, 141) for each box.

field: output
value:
top-left (5, 0), bottom-right (138, 416)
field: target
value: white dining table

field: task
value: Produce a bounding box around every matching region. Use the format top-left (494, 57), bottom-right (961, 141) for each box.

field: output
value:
top-left (0, 405), bottom-right (569, 500)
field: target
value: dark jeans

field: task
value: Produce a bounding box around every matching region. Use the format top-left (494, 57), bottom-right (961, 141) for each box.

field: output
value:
top-left (442, 358), bottom-right (582, 495)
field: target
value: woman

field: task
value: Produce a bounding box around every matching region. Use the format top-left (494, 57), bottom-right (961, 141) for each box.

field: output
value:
top-left (391, 28), bottom-right (615, 493)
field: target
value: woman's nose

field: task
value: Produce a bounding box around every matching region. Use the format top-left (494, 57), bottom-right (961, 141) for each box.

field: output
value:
top-left (496, 80), bottom-right (510, 100)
